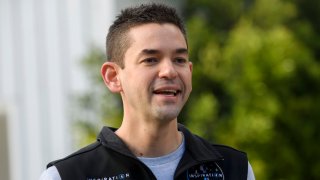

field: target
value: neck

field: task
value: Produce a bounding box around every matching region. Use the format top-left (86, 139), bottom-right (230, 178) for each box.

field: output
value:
top-left (115, 118), bottom-right (182, 157)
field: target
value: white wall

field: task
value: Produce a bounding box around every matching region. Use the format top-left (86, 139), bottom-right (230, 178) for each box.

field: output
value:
top-left (0, 0), bottom-right (182, 179)
top-left (0, 0), bottom-right (115, 179)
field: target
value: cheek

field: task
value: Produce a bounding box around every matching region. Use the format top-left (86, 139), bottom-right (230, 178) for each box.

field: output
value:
top-left (183, 74), bottom-right (193, 94)
top-left (182, 71), bottom-right (192, 85)
top-left (128, 76), bottom-right (152, 93)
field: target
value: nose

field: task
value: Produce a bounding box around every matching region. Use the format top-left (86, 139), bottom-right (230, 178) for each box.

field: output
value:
top-left (158, 60), bottom-right (178, 79)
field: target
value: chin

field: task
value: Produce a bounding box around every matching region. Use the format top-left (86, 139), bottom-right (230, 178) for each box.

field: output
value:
top-left (153, 107), bottom-right (181, 122)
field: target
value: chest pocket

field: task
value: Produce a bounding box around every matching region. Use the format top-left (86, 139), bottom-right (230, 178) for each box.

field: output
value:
top-left (185, 162), bottom-right (224, 180)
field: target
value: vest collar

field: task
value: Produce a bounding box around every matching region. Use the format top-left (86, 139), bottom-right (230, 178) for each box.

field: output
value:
top-left (178, 124), bottom-right (223, 162)
top-left (98, 126), bottom-right (137, 158)
top-left (97, 124), bottom-right (223, 161)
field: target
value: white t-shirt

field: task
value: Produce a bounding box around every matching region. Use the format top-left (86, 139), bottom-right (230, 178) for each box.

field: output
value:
top-left (137, 134), bottom-right (185, 179)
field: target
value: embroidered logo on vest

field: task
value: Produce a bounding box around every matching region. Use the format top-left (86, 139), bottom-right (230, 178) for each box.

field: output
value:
top-left (87, 172), bottom-right (130, 180)
top-left (187, 162), bottom-right (224, 180)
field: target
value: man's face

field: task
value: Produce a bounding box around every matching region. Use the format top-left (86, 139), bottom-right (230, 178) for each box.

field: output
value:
top-left (118, 23), bottom-right (192, 122)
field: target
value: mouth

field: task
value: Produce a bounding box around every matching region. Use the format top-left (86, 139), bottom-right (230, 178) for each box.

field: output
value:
top-left (153, 89), bottom-right (181, 96)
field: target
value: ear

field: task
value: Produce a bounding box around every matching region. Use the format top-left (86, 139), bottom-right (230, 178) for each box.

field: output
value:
top-left (101, 62), bottom-right (122, 93)
top-left (189, 61), bottom-right (193, 72)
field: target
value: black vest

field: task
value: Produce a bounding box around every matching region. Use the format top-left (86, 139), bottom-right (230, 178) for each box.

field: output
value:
top-left (48, 124), bottom-right (248, 180)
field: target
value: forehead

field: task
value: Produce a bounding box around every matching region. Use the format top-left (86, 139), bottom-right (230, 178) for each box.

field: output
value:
top-left (127, 23), bottom-right (187, 50)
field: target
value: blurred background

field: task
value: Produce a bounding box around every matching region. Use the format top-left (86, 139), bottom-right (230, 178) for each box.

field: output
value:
top-left (0, 0), bottom-right (319, 179)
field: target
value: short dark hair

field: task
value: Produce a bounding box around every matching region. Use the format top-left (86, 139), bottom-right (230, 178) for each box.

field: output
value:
top-left (106, 3), bottom-right (187, 68)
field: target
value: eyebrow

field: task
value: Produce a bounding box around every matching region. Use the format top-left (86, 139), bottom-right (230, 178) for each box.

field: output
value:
top-left (175, 48), bottom-right (188, 54)
top-left (139, 48), bottom-right (188, 56)
top-left (141, 49), bottom-right (159, 55)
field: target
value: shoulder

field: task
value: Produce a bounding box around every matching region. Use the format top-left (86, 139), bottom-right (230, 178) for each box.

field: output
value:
top-left (179, 124), bottom-right (247, 161)
top-left (212, 143), bottom-right (249, 179)
top-left (47, 141), bottom-right (102, 168)
top-left (46, 141), bottom-right (109, 179)
top-left (196, 134), bottom-right (248, 162)
top-left (182, 132), bottom-right (249, 179)
top-left (212, 143), bottom-right (247, 159)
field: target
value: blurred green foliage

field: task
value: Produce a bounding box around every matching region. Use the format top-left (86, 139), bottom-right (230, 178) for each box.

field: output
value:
top-left (73, 0), bottom-right (320, 179)
top-left (71, 48), bottom-right (123, 147)
top-left (182, 0), bottom-right (320, 179)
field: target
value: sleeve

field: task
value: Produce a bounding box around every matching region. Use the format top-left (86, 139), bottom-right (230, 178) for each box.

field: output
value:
top-left (39, 166), bottom-right (62, 180)
top-left (247, 161), bottom-right (255, 180)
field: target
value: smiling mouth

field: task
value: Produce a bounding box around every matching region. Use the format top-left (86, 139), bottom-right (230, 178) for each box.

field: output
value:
top-left (153, 90), bottom-right (181, 96)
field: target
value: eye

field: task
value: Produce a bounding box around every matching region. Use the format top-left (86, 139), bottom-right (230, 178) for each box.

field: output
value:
top-left (142, 58), bottom-right (158, 65)
top-left (174, 58), bottom-right (187, 64)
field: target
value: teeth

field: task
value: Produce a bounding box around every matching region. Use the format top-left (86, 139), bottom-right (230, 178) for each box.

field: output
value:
top-left (154, 90), bottom-right (178, 95)
top-left (162, 90), bottom-right (177, 93)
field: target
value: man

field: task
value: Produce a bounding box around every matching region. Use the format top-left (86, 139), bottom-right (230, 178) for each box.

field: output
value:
top-left (40, 3), bottom-right (255, 180)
